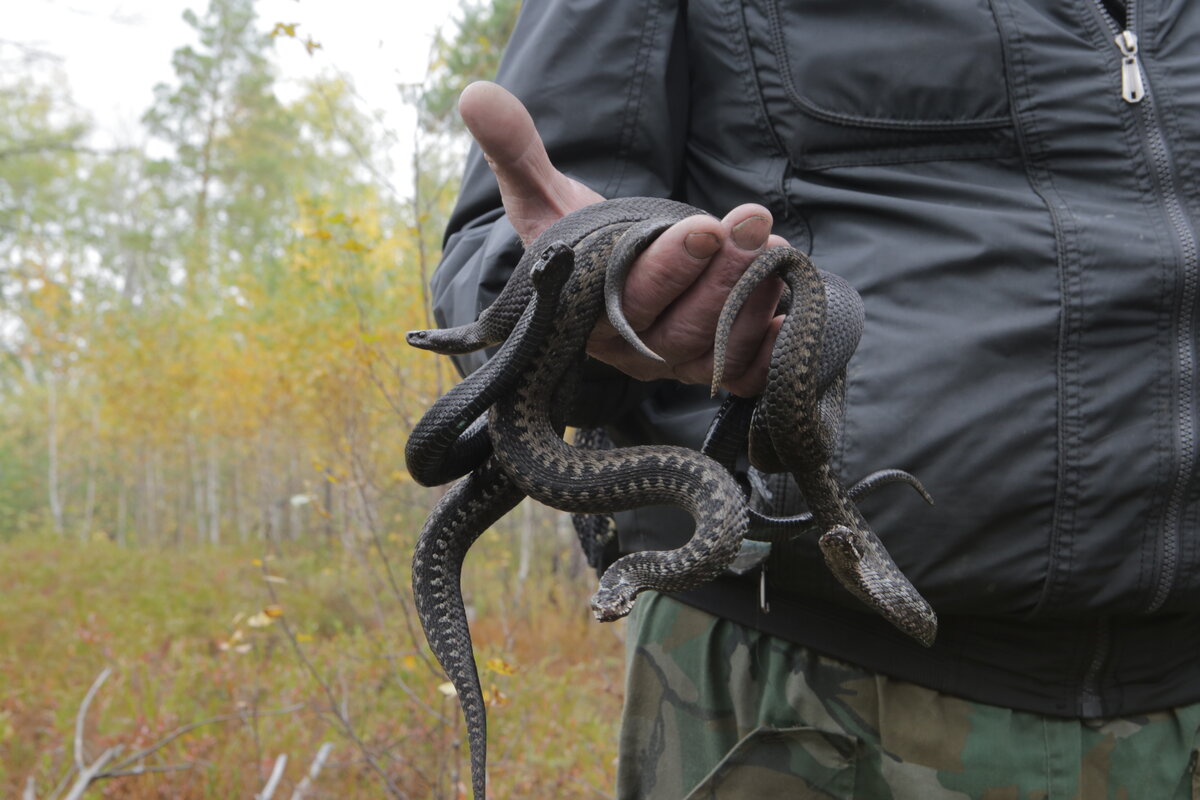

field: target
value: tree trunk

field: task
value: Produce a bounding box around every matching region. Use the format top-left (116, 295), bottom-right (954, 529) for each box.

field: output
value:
top-left (186, 433), bottom-right (204, 544)
top-left (206, 435), bottom-right (220, 545)
top-left (78, 405), bottom-right (99, 541)
top-left (556, 509), bottom-right (584, 580)
top-left (232, 455), bottom-right (244, 542)
top-left (116, 471), bottom-right (127, 546)
top-left (517, 499), bottom-right (534, 585)
top-left (47, 376), bottom-right (63, 534)
top-left (323, 468), bottom-right (334, 547)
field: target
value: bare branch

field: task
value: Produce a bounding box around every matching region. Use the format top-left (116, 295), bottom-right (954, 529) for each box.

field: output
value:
top-left (105, 704), bottom-right (304, 775)
top-left (256, 754), bottom-right (288, 800)
top-left (73, 667), bottom-right (112, 772)
top-left (52, 663), bottom-right (305, 797)
top-left (93, 763), bottom-right (193, 779)
top-left (290, 742), bottom-right (334, 800)
top-left (63, 745), bottom-right (123, 800)
top-left (262, 566), bottom-right (410, 799)
top-left (0, 141), bottom-right (136, 160)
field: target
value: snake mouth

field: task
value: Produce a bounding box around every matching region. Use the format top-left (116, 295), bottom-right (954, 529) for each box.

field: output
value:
top-left (591, 582), bottom-right (638, 622)
top-left (406, 329), bottom-right (435, 348)
top-left (406, 326), bottom-right (490, 355)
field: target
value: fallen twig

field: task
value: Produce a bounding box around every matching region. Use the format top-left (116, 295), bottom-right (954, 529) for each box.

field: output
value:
top-left (63, 745), bottom-right (122, 800)
top-left (73, 667), bottom-right (112, 772)
top-left (29, 665), bottom-right (306, 800)
top-left (290, 742), bottom-right (334, 800)
top-left (263, 565), bottom-right (410, 799)
top-left (256, 754), bottom-right (288, 800)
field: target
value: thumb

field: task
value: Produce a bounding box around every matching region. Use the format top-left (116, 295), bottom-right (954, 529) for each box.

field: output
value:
top-left (459, 81), bottom-right (602, 244)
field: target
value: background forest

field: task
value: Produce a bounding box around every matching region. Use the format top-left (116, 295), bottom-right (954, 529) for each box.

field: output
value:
top-left (1, 1), bottom-right (624, 797)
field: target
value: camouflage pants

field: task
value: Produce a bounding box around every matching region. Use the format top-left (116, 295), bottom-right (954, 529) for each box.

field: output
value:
top-left (617, 592), bottom-right (1200, 800)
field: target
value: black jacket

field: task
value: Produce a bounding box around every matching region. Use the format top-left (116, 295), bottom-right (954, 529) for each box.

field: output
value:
top-left (431, 0), bottom-right (1200, 717)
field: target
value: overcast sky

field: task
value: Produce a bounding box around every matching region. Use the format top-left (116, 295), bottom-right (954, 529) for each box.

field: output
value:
top-left (7, 0), bottom-right (468, 190)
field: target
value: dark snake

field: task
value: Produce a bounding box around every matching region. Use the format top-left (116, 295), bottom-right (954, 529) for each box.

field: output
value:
top-left (410, 244), bottom-right (575, 800)
top-left (407, 197), bottom-right (937, 798)
top-left (409, 198), bottom-right (746, 798)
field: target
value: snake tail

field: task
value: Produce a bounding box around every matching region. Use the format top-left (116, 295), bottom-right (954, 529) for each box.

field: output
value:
top-left (411, 457), bottom-right (524, 800)
top-left (746, 468), bottom-right (936, 541)
top-left (602, 217), bottom-right (678, 363)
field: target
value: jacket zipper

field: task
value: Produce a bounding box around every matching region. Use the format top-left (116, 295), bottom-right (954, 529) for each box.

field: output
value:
top-left (1093, 0), bottom-right (1200, 615)
top-left (1113, 30), bottom-right (1146, 103)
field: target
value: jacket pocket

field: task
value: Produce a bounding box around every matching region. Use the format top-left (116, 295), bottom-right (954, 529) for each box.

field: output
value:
top-left (740, 0), bottom-right (1015, 169)
top-left (682, 725), bottom-right (860, 800)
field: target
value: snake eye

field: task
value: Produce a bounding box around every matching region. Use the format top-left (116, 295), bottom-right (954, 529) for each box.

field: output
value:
top-left (531, 242), bottom-right (574, 288)
top-left (590, 582), bottom-right (638, 622)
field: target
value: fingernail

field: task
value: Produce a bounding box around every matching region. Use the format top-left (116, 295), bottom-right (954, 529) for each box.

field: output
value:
top-left (684, 232), bottom-right (720, 260)
top-left (732, 215), bottom-right (770, 251)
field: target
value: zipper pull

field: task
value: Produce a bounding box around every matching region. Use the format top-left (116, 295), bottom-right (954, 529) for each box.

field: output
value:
top-left (759, 562), bottom-right (770, 613)
top-left (1115, 30), bottom-right (1146, 104)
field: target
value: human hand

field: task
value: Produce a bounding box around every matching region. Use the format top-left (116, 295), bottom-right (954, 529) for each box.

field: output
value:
top-left (459, 81), bottom-right (784, 396)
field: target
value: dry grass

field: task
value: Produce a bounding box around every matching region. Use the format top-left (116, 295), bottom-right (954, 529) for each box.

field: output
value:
top-left (0, 518), bottom-right (625, 798)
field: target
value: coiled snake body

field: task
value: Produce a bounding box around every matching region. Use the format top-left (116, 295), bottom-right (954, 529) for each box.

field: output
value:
top-left (410, 198), bottom-right (748, 799)
top-left (407, 197), bottom-right (936, 798)
top-left (713, 246), bottom-right (938, 645)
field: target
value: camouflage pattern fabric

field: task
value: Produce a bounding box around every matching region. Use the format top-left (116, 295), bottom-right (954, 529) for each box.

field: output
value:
top-left (617, 592), bottom-right (1200, 799)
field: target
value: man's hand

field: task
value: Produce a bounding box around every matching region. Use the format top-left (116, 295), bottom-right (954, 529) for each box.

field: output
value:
top-left (459, 81), bottom-right (785, 396)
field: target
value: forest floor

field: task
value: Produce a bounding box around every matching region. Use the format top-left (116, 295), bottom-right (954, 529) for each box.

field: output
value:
top-left (0, 530), bottom-right (625, 799)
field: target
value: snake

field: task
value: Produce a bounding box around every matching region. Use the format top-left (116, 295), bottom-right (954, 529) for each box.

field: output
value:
top-left (411, 454), bottom-right (523, 800)
top-left (410, 197), bottom-right (748, 798)
top-left (408, 197), bottom-right (937, 797)
top-left (478, 200), bottom-right (748, 623)
top-left (713, 245), bottom-right (938, 646)
top-left (410, 244), bottom-right (575, 800)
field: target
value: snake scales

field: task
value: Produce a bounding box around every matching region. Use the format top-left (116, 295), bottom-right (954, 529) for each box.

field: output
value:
top-left (407, 197), bottom-right (936, 798)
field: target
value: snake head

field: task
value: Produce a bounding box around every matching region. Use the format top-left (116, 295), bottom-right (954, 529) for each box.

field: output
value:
top-left (530, 241), bottom-right (574, 291)
top-left (818, 525), bottom-right (938, 647)
top-left (405, 326), bottom-right (491, 355)
top-left (591, 579), bottom-right (639, 622)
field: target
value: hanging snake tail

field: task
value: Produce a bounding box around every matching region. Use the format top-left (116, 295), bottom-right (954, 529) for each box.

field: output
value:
top-left (405, 243), bottom-right (576, 487)
top-left (700, 395), bottom-right (934, 530)
top-left (601, 218), bottom-right (680, 363)
top-left (411, 456), bottom-right (524, 800)
top-left (746, 469), bottom-right (935, 541)
top-left (408, 246), bottom-right (579, 800)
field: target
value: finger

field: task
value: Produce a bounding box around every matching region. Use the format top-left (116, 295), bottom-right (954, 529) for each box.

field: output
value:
top-left (458, 81), bottom-right (601, 243)
top-left (722, 315), bottom-right (784, 397)
top-left (617, 214), bottom-right (725, 332)
top-left (641, 205), bottom-right (779, 366)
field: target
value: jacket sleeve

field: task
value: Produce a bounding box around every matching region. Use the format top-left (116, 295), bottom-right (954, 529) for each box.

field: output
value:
top-left (430, 0), bottom-right (690, 423)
